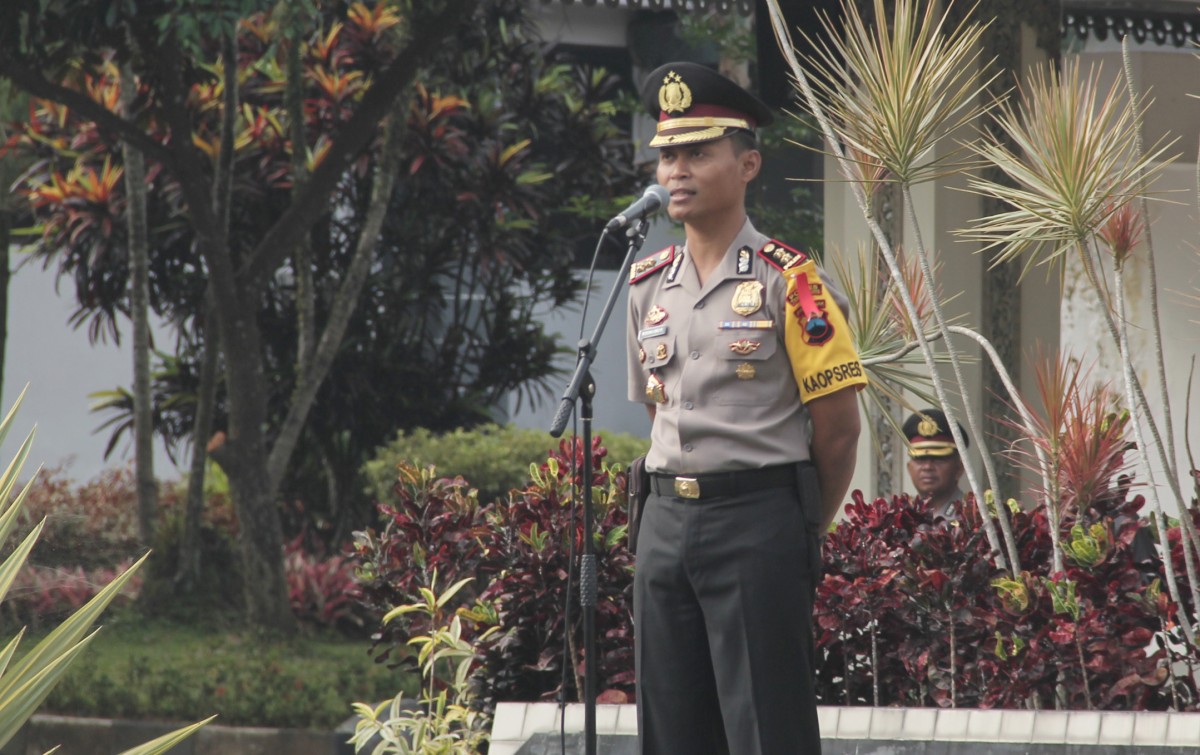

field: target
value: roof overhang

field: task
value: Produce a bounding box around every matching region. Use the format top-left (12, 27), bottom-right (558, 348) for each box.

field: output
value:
top-left (1064, 1), bottom-right (1200, 47)
top-left (540, 0), bottom-right (753, 15)
top-left (541, 0), bottom-right (1200, 48)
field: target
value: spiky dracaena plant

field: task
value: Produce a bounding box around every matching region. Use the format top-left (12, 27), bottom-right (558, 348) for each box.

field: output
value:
top-left (962, 55), bottom-right (1198, 643)
top-left (830, 242), bottom-right (958, 425)
top-left (0, 388), bottom-right (213, 753)
top-left (767, 0), bottom-right (1029, 571)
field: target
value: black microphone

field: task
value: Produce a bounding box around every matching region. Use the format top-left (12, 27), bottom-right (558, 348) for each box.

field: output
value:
top-left (605, 185), bottom-right (670, 231)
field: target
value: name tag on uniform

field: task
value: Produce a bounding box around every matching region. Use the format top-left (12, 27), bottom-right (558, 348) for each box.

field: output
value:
top-left (718, 320), bottom-right (774, 330)
top-left (638, 325), bottom-right (668, 340)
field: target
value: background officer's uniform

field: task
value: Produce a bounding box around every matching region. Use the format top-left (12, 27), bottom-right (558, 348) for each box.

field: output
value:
top-left (627, 63), bottom-right (867, 755)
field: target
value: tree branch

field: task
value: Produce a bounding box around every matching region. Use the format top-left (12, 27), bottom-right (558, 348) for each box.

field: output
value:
top-left (240, 0), bottom-right (479, 289)
top-left (0, 60), bottom-right (175, 168)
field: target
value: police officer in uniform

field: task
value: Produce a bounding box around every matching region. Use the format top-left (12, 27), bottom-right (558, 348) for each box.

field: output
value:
top-left (902, 408), bottom-right (968, 518)
top-left (626, 62), bottom-right (867, 754)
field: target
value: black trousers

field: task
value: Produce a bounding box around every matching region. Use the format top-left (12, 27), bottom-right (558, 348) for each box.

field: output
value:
top-left (634, 483), bottom-right (822, 754)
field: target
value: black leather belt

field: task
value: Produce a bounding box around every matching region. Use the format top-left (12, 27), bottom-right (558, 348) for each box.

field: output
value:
top-left (649, 463), bottom-right (799, 500)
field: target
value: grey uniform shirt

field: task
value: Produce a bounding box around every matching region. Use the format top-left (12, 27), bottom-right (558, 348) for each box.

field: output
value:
top-left (627, 220), bottom-right (812, 474)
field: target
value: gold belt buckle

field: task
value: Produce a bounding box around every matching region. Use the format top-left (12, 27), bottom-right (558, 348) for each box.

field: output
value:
top-left (674, 477), bottom-right (700, 499)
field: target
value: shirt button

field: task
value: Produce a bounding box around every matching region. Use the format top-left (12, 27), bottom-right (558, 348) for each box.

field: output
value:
top-left (695, 301), bottom-right (705, 309)
top-left (684, 401), bottom-right (694, 410)
top-left (684, 443), bottom-right (694, 453)
top-left (690, 351), bottom-right (699, 359)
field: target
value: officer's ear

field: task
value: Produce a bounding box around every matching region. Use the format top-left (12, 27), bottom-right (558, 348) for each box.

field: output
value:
top-left (739, 147), bottom-right (761, 183)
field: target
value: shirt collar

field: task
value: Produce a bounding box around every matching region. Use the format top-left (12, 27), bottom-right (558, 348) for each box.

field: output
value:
top-left (663, 218), bottom-right (767, 292)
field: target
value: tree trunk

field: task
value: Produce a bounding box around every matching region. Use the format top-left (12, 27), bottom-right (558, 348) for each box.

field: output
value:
top-left (0, 197), bottom-right (9, 401)
top-left (285, 5), bottom-right (316, 374)
top-left (217, 289), bottom-right (296, 632)
top-left (176, 28), bottom-right (237, 590)
top-left (175, 301), bottom-right (219, 589)
top-left (121, 63), bottom-right (157, 546)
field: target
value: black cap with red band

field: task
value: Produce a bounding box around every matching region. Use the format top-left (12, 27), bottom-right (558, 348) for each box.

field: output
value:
top-left (903, 408), bottom-right (968, 458)
top-left (640, 62), bottom-right (775, 148)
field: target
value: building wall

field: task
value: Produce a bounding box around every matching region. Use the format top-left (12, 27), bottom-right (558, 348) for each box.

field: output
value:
top-left (0, 257), bottom-right (178, 481)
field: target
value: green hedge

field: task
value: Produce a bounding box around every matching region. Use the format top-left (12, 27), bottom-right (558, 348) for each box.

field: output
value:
top-left (362, 424), bottom-right (649, 503)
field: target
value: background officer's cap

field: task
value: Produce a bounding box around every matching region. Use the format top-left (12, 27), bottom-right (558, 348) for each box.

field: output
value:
top-left (903, 408), bottom-right (967, 458)
top-left (640, 62), bottom-right (774, 149)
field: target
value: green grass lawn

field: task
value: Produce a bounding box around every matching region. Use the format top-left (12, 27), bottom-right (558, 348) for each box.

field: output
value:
top-left (13, 613), bottom-right (416, 731)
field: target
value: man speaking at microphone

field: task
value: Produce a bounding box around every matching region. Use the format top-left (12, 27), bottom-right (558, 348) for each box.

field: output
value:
top-left (625, 62), bottom-right (866, 753)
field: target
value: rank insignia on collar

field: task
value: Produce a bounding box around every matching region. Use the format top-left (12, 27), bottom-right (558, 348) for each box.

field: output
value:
top-left (629, 246), bottom-right (676, 285)
top-left (645, 305), bottom-right (668, 326)
top-left (728, 339), bottom-right (762, 355)
top-left (666, 251), bottom-right (684, 284)
top-left (757, 240), bottom-right (809, 272)
top-left (736, 246), bottom-right (753, 275)
top-left (731, 280), bottom-right (763, 316)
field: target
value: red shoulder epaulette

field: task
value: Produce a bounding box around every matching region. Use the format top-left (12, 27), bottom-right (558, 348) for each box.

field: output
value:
top-left (756, 240), bottom-right (809, 272)
top-left (629, 246), bottom-right (676, 285)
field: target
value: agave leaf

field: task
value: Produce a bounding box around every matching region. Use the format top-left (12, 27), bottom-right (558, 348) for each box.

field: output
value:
top-left (0, 429), bottom-right (36, 524)
top-left (116, 716), bottom-right (217, 755)
top-left (0, 631), bottom-right (98, 749)
top-left (0, 519), bottom-right (46, 608)
top-left (0, 386), bottom-right (28, 457)
top-left (0, 631), bottom-right (25, 682)
top-left (0, 551), bottom-right (150, 701)
top-left (0, 461), bottom-right (40, 557)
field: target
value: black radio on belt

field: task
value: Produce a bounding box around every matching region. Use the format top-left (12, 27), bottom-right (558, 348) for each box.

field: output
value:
top-left (627, 455), bottom-right (650, 554)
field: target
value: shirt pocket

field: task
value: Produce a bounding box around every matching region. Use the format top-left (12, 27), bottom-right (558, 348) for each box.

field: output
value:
top-left (713, 333), bottom-right (779, 406)
top-left (641, 334), bottom-right (676, 370)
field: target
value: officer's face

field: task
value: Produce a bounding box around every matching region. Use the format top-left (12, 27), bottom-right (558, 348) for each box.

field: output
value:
top-left (656, 137), bottom-right (758, 224)
top-left (907, 454), bottom-right (964, 499)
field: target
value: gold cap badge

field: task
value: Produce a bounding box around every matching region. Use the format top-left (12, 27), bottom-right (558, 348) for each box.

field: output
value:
top-left (918, 415), bottom-right (939, 437)
top-left (658, 71), bottom-right (693, 114)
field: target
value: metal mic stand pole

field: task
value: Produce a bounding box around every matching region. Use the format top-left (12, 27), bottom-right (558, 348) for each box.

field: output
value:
top-left (549, 217), bottom-right (650, 755)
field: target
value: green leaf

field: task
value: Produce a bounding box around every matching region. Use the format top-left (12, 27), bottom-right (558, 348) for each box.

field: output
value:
top-left (116, 716), bottom-right (217, 755)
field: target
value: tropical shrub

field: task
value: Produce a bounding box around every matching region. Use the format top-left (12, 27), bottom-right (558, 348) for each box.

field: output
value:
top-left (353, 434), bottom-right (636, 712)
top-left (355, 427), bottom-right (1197, 712)
top-left (349, 576), bottom-right (494, 754)
top-left (362, 423), bottom-right (648, 504)
top-left (814, 486), bottom-right (1191, 710)
top-left (14, 465), bottom-right (144, 570)
top-left (284, 533), bottom-right (370, 631)
top-left (3, 558), bottom-right (142, 629)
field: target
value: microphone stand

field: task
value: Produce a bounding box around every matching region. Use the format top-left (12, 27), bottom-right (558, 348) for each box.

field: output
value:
top-left (549, 216), bottom-right (650, 755)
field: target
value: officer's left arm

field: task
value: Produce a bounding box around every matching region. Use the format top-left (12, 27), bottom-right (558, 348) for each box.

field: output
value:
top-left (807, 386), bottom-right (861, 530)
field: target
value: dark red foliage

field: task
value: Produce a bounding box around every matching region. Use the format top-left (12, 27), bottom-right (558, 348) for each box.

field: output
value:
top-left (351, 435), bottom-right (636, 709)
top-left (815, 486), bottom-right (1198, 710)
